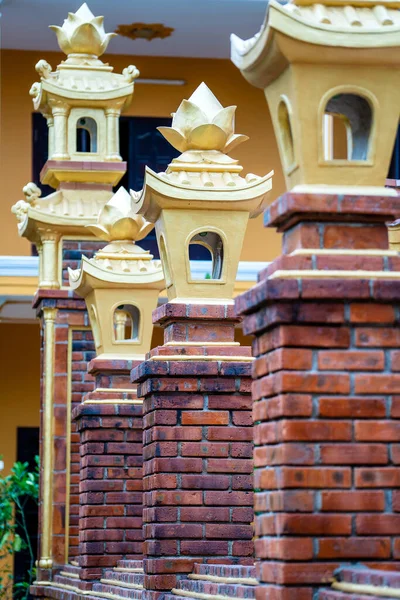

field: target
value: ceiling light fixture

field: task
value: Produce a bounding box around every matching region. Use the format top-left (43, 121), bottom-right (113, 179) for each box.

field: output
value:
top-left (115, 22), bottom-right (174, 42)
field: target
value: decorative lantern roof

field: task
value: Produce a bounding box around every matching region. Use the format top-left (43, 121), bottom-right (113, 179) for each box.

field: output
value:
top-left (50, 3), bottom-right (116, 58)
top-left (132, 83), bottom-right (273, 303)
top-left (231, 0), bottom-right (400, 191)
top-left (29, 2), bottom-right (139, 186)
top-left (69, 188), bottom-right (164, 360)
top-left (12, 4), bottom-right (139, 289)
top-left (33, 3), bottom-right (137, 104)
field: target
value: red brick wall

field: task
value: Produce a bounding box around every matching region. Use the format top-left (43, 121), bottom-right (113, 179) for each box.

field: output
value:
top-left (61, 240), bottom-right (104, 287)
top-left (132, 303), bottom-right (255, 600)
top-left (69, 329), bottom-right (96, 559)
top-left (238, 278), bottom-right (400, 600)
top-left (73, 402), bottom-right (143, 581)
top-left (236, 190), bottom-right (400, 600)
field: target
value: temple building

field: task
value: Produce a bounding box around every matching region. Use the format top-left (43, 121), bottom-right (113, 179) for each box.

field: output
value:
top-left (1, 2), bottom-right (400, 600)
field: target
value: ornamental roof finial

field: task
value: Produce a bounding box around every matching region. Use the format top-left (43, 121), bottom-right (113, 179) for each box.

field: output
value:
top-left (49, 3), bottom-right (116, 58)
top-left (157, 82), bottom-right (249, 166)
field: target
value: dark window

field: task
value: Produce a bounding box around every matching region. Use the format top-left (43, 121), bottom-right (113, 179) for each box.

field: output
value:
top-left (188, 231), bottom-right (224, 279)
top-left (76, 127), bottom-right (91, 152)
top-left (324, 93), bottom-right (372, 161)
top-left (389, 126), bottom-right (400, 180)
top-left (118, 116), bottom-right (179, 257)
top-left (32, 113), bottom-right (52, 198)
top-left (32, 114), bottom-right (207, 258)
top-left (76, 117), bottom-right (98, 153)
top-left (13, 427), bottom-right (39, 596)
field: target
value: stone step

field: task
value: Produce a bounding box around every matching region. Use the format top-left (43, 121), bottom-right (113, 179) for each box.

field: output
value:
top-left (115, 560), bottom-right (143, 571)
top-left (32, 580), bottom-right (143, 600)
top-left (176, 579), bottom-right (255, 599)
top-left (101, 571), bottom-right (144, 586)
top-left (60, 564), bottom-right (81, 577)
top-left (92, 581), bottom-right (143, 600)
top-left (192, 563), bottom-right (256, 580)
top-left (167, 592), bottom-right (246, 600)
top-left (319, 590), bottom-right (386, 600)
top-left (317, 566), bottom-right (400, 600)
top-left (336, 566), bottom-right (400, 588)
top-left (168, 564), bottom-right (257, 600)
top-left (53, 575), bottom-right (81, 588)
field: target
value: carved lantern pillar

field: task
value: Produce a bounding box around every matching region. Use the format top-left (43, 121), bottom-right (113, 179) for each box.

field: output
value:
top-left (131, 83), bottom-right (273, 599)
top-left (11, 3), bottom-right (139, 581)
top-left (232, 3), bottom-right (400, 600)
top-left (67, 188), bottom-right (164, 583)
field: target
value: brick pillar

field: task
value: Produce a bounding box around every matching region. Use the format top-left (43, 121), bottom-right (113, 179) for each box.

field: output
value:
top-left (72, 358), bottom-right (143, 584)
top-left (132, 303), bottom-right (254, 600)
top-left (236, 191), bottom-right (400, 600)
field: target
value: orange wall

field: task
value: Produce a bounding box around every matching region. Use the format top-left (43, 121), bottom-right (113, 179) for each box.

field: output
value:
top-left (0, 323), bottom-right (40, 597)
top-left (0, 49), bottom-right (285, 261)
top-left (0, 323), bottom-right (41, 474)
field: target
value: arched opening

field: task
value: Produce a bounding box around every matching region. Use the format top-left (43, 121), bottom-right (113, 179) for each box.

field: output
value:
top-left (277, 100), bottom-right (295, 171)
top-left (188, 231), bottom-right (224, 280)
top-left (323, 93), bottom-right (372, 161)
top-left (113, 305), bottom-right (140, 342)
top-left (76, 117), bottom-right (97, 153)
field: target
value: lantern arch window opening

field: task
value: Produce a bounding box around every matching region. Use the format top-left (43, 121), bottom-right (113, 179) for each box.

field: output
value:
top-left (277, 97), bottom-right (297, 175)
top-left (76, 116), bottom-right (98, 153)
top-left (321, 90), bottom-right (375, 162)
top-left (186, 230), bottom-right (225, 281)
top-left (113, 304), bottom-right (141, 342)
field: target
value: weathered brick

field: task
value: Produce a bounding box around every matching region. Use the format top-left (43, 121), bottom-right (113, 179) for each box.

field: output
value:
top-left (318, 350), bottom-right (384, 371)
top-left (356, 515), bottom-right (400, 535)
top-left (355, 421), bottom-right (400, 441)
top-left (317, 538), bottom-right (391, 559)
top-left (321, 491), bottom-right (385, 512)
top-left (318, 397), bottom-right (386, 418)
top-left (320, 444), bottom-right (388, 464)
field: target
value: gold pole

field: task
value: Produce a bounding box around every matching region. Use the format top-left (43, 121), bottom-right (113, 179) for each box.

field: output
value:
top-left (40, 233), bottom-right (60, 289)
top-left (114, 310), bottom-right (128, 341)
top-left (38, 307), bottom-right (57, 570)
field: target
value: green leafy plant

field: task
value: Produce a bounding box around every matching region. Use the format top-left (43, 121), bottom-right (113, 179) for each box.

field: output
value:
top-left (0, 457), bottom-right (39, 600)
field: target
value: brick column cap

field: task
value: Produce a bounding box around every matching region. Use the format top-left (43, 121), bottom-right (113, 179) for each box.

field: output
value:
top-left (265, 192), bottom-right (400, 231)
top-left (72, 401), bottom-right (141, 423)
top-left (33, 288), bottom-right (85, 309)
top-left (88, 357), bottom-right (141, 376)
top-left (153, 302), bottom-right (241, 325)
top-left (235, 276), bottom-right (400, 318)
top-left (132, 358), bottom-right (251, 386)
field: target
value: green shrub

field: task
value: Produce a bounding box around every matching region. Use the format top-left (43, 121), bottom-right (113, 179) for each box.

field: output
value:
top-left (0, 457), bottom-right (39, 600)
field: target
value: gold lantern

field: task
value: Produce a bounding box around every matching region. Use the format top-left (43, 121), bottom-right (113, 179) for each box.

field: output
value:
top-left (69, 187), bottom-right (164, 360)
top-left (133, 82), bottom-right (273, 304)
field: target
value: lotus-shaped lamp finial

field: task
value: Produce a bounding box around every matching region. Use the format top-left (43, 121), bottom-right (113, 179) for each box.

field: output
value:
top-left (87, 187), bottom-right (153, 243)
top-left (157, 82), bottom-right (249, 156)
top-left (49, 3), bottom-right (116, 57)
